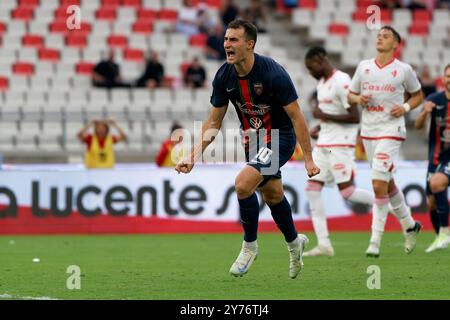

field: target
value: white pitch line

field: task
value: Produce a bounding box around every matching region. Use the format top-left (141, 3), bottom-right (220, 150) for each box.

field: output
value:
top-left (0, 293), bottom-right (60, 300)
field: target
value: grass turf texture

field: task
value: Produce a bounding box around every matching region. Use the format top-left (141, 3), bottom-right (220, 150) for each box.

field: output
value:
top-left (0, 232), bottom-right (449, 300)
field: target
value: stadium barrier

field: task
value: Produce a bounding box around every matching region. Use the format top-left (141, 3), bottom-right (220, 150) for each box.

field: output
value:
top-left (0, 162), bottom-right (434, 234)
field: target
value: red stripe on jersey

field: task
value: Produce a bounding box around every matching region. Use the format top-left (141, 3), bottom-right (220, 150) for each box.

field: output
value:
top-left (360, 136), bottom-right (405, 141)
top-left (316, 144), bottom-right (355, 148)
top-left (434, 117), bottom-right (441, 165)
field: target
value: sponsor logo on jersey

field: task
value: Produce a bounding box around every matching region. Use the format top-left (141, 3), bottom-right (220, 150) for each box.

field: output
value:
top-left (333, 163), bottom-right (345, 170)
top-left (236, 101), bottom-right (271, 116)
top-left (367, 105), bottom-right (385, 112)
top-left (362, 82), bottom-right (396, 93)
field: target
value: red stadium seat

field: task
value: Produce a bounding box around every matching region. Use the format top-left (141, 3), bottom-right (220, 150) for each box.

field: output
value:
top-left (0, 22), bottom-right (7, 34)
top-left (124, 48), bottom-right (144, 61)
top-left (108, 35), bottom-right (128, 48)
top-left (22, 34), bottom-right (44, 48)
top-left (66, 22), bottom-right (92, 35)
top-left (352, 9), bottom-right (368, 22)
top-left (356, 0), bottom-right (381, 8)
top-left (190, 33), bottom-right (207, 47)
top-left (102, 0), bottom-right (121, 7)
top-left (0, 76), bottom-right (9, 91)
top-left (192, 0), bottom-right (221, 8)
top-left (138, 8), bottom-right (157, 21)
top-left (409, 25), bottom-right (428, 36)
top-left (18, 0), bottom-right (40, 7)
top-left (122, 0), bottom-right (142, 7)
top-left (96, 8), bottom-right (117, 21)
top-left (60, 0), bottom-right (80, 6)
top-left (54, 7), bottom-right (72, 20)
top-left (49, 21), bottom-right (68, 33)
top-left (132, 21), bottom-right (153, 34)
top-left (329, 23), bottom-right (348, 36)
top-left (298, 0), bottom-right (316, 9)
top-left (353, 9), bottom-right (390, 23)
top-left (66, 34), bottom-right (87, 48)
top-left (158, 9), bottom-right (178, 21)
top-left (13, 62), bottom-right (35, 75)
top-left (11, 8), bottom-right (34, 21)
top-left (413, 10), bottom-right (432, 26)
top-left (76, 62), bottom-right (95, 75)
top-left (38, 48), bottom-right (61, 62)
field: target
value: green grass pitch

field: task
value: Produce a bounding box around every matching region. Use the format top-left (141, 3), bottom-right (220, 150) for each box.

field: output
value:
top-left (0, 232), bottom-right (449, 300)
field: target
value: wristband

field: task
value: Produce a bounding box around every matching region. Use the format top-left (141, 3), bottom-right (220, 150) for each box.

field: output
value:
top-left (402, 103), bottom-right (411, 112)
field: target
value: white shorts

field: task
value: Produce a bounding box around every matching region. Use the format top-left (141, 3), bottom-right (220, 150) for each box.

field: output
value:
top-left (362, 138), bottom-right (403, 182)
top-left (309, 147), bottom-right (355, 185)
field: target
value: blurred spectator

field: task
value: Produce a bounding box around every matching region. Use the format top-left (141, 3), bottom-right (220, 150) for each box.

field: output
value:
top-left (420, 65), bottom-right (437, 97)
top-left (184, 57), bottom-right (207, 88)
top-left (198, 3), bottom-right (215, 34)
top-left (242, 0), bottom-right (268, 33)
top-left (406, 0), bottom-right (428, 10)
top-left (283, 0), bottom-right (299, 8)
top-left (77, 119), bottom-right (127, 169)
top-left (206, 24), bottom-right (226, 61)
top-left (436, 0), bottom-right (450, 8)
top-left (92, 51), bottom-right (126, 88)
top-left (155, 123), bottom-right (185, 167)
top-left (136, 51), bottom-right (165, 88)
top-left (221, 0), bottom-right (240, 27)
top-left (176, 0), bottom-right (200, 36)
top-left (381, 0), bottom-right (404, 9)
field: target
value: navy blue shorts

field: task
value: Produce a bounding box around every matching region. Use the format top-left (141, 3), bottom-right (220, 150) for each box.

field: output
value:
top-left (426, 162), bottom-right (450, 195)
top-left (245, 128), bottom-right (296, 188)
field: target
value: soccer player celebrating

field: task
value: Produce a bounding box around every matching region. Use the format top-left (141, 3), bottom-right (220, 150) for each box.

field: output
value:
top-left (415, 64), bottom-right (450, 252)
top-left (175, 19), bottom-right (320, 278)
top-left (348, 26), bottom-right (423, 257)
top-left (303, 47), bottom-right (374, 257)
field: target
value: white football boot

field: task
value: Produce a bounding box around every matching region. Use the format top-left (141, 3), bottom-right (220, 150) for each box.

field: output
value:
top-left (425, 236), bottom-right (440, 253)
top-left (229, 241), bottom-right (258, 277)
top-left (288, 234), bottom-right (309, 279)
top-left (404, 221), bottom-right (422, 254)
top-left (366, 242), bottom-right (380, 258)
top-left (303, 244), bottom-right (335, 257)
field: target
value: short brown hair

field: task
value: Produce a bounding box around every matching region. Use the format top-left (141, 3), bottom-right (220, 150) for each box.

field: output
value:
top-left (227, 19), bottom-right (258, 47)
top-left (380, 25), bottom-right (402, 43)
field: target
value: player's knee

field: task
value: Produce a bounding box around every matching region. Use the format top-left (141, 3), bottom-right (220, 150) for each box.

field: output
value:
top-left (262, 190), bottom-right (284, 206)
top-left (234, 180), bottom-right (253, 199)
top-left (429, 177), bottom-right (447, 194)
top-left (339, 185), bottom-right (355, 200)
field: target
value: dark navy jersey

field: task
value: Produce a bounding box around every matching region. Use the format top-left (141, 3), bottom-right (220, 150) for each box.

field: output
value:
top-left (210, 53), bottom-right (298, 142)
top-left (426, 91), bottom-right (450, 165)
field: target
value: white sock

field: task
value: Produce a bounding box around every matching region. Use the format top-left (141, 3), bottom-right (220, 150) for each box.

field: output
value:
top-left (340, 185), bottom-right (374, 205)
top-left (243, 240), bottom-right (257, 251)
top-left (389, 187), bottom-right (415, 232)
top-left (439, 226), bottom-right (450, 236)
top-left (306, 183), bottom-right (331, 247)
top-left (370, 196), bottom-right (390, 246)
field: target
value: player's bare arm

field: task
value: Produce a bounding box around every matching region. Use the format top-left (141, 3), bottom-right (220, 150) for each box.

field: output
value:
top-left (348, 91), bottom-right (370, 107)
top-left (312, 104), bottom-right (359, 124)
top-left (283, 100), bottom-right (320, 178)
top-left (390, 90), bottom-right (424, 118)
top-left (415, 101), bottom-right (435, 130)
top-left (175, 105), bottom-right (228, 174)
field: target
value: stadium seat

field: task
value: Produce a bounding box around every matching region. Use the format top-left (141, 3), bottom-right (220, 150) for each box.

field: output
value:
top-left (0, 76), bottom-right (9, 91)
top-left (299, 0), bottom-right (317, 10)
top-left (158, 9), bottom-right (178, 21)
top-left (22, 34), bottom-right (45, 48)
top-left (75, 62), bottom-right (95, 75)
top-left (189, 34), bottom-right (207, 48)
top-left (39, 48), bottom-right (61, 62)
top-left (132, 21), bottom-right (153, 34)
top-left (123, 48), bottom-right (144, 61)
top-left (11, 8), bottom-right (35, 21)
top-left (107, 34), bottom-right (128, 48)
top-left (13, 62), bottom-right (35, 75)
top-left (96, 7), bottom-right (117, 21)
top-left (66, 34), bottom-right (88, 48)
top-left (0, 22), bottom-right (7, 34)
top-left (409, 25), bottom-right (428, 36)
top-left (328, 23), bottom-right (348, 36)
top-left (412, 10), bottom-right (432, 26)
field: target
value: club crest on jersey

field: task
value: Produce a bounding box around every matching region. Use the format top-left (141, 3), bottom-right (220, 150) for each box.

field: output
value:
top-left (250, 117), bottom-right (263, 129)
top-left (365, 69), bottom-right (370, 74)
top-left (391, 70), bottom-right (397, 77)
top-left (254, 83), bottom-right (263, 95)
